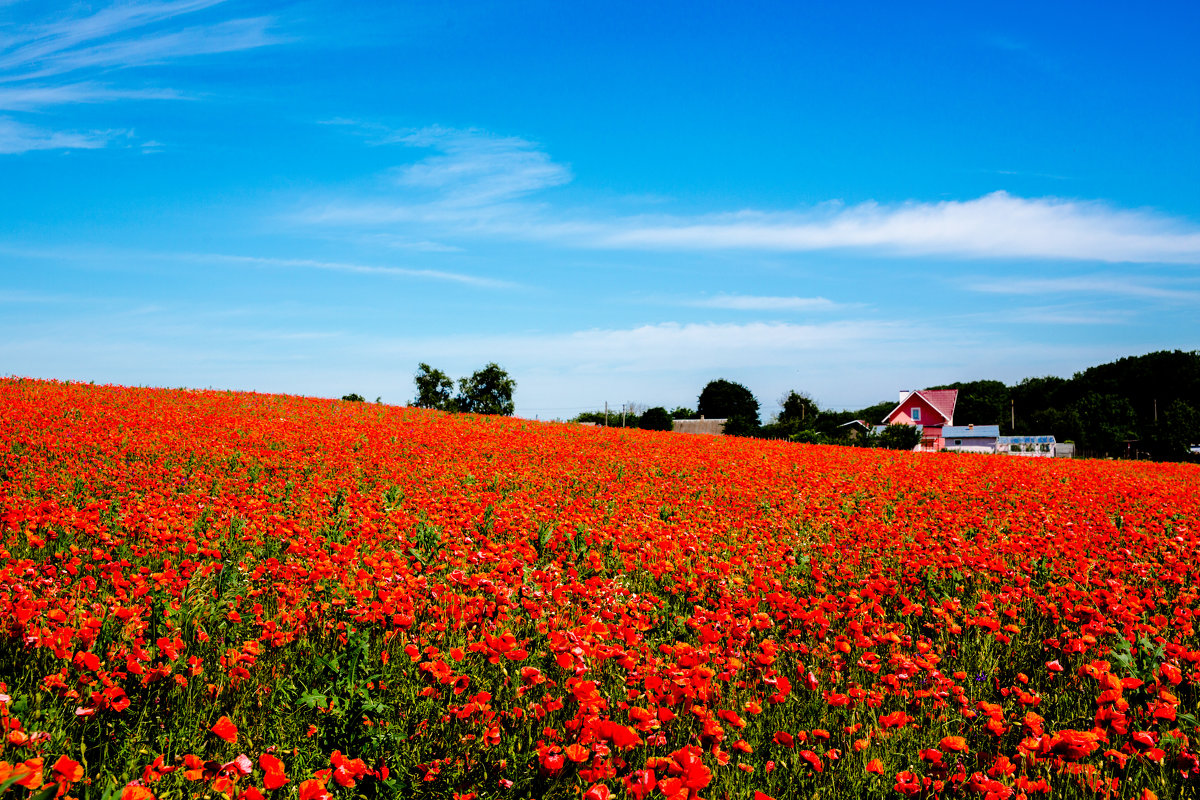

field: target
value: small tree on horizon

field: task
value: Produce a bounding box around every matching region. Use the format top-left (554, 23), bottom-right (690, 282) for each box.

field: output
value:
top-left (413, 363), bottom-right (516, 415)
top-left (413, 363), bottom-right (456, 411)
top-left (639, 407), bottom-right (674, 431)
top-left (698, 379), bottom-right (760, 435)
top-left (456, 363), bottom-right (516, 416)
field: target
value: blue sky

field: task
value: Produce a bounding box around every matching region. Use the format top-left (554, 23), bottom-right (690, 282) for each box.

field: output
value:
top-left (2, 1), bottom-right (1198, 419)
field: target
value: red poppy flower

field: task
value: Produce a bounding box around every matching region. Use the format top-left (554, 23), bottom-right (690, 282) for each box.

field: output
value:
top-left (210, 716), bottom-right (238, 744)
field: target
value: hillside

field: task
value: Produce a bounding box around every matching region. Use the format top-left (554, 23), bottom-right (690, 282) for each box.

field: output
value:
top-left (2, 379), bottom-right (1199, 798)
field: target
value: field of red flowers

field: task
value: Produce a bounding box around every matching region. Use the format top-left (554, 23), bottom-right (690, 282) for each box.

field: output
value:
top-left (2, 379), bottom-right (1199, 800)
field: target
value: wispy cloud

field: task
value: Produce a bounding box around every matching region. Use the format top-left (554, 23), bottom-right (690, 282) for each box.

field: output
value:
top-left (0, 289), bottom-right (83, 304)
top-left (968, 274), bottom-right (1200, 302)
top-left (0, 116), bottom-right (127, 153)
top-left (599, 193), bottom-right (1200, 264)
top-left (8, 16), bottom-right (279, 80)
top-left (185, 253), bottom-right (518, 289)
top-left (388, 126), bottom-right (572, 206)
top-left (959, 304), bottom-right (1136, 326)
top-left (688, 294), bottom-right (840, 312)
top-left (0, 1), bottom-right (282, 153)
top-left (304, 128), bottom-right (1200, 265)
top-left (0, 82), bottom-right (182, 110)
top-left (322, 123), bottom-right (572, 209)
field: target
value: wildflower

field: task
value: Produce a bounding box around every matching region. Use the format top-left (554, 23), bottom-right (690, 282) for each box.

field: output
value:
top-left (211, 716), bottom-right (238, 744)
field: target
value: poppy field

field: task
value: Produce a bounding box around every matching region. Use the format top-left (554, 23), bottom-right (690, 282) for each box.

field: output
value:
top-left (2, 379), bottom-right (1200, 800)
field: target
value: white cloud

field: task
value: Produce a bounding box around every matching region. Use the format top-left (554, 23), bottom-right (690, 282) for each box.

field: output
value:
top-left (11, 17), bottom-right (279, 79)
top-left (0, 2), bottom-right (282, 152)
top-left (968, 274), bottom-right (1200, 302)
top-left (304, 128), bottom-right (1200, 265)
top-left (958, 304), bottom-right (1135, 326)
top-left (688, 294), bottom-right (840, 312)
top-left (0, 82), bottom-right (181, 110)
top-left (388, 127), bottom-right (572, 205)
top-left (0, 1), bottom-right (274, 80)
top-left (184, 253), bottom-right (518, 289)
top-left (0, 116), bottom-right (125, 153)
top-left (598, 193), bottom-right (1200, 264)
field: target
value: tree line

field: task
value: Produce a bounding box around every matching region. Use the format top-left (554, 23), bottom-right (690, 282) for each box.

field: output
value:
top-left (344, 351), bottom-right (1198, 461)
top-left (573, 379), bottom-right (921, 449)
top-left (568, 350), bottom-right (1200, 461)
top-left (925, 350), bottom-right (1200, 460)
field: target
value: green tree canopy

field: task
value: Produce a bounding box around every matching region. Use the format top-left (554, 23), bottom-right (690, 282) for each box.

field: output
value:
top-left (698, 379), bottom-right (760, 433)
top-left (928, 380), bottom-right (1009, 430)
top-left (870, 424), bottom-right (923, 451)
top-left (778, 390), bottom-right (818, 427)
top-left (413, 363), bottom-right (456, 411)
top-left (638, 407), bottom-right (674, 431)
top-left (457, 363), bottom-right (516, 416)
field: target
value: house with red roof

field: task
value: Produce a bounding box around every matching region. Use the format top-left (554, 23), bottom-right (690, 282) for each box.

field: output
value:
top-left (882, 389), bottom-right (958, 451)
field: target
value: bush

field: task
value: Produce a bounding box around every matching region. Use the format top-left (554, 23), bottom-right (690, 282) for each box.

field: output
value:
top-left (639, 407), bottom-right (674, 431)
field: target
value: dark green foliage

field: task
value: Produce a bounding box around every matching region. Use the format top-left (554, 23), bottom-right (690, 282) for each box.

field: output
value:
top-left (778, 390), bottom-right (818, 428)
top-left (721, 414), bottom-right (760, 437)
top-left (1146, 399), bottom-right (1200, 461)
top-left (413, 363), bottom-right (456, 410)
top-left (869, 423), bottom-right (923, 450)
top-left (639, 407), bottom-right (674, 431)
top-left (899, 351), bottom-right (1200, 459)
top-left (670, 406), bottom-right (699, 420)
top-left (758, 391), bottom-right (826, 441)
top-left (698, 379), bottom-right (760, 435)
top-left (573, 409), bottom-right (640, 427)
top-left (853, 401), bottom-right (897, 426)
top-left (341, 393), bottom-right (365, 403)
top-left (413, 363), bottom-right (516, 416)
top-left (928, 380), bottom-right (1008, 428)
top-left (456, 363), bottom-right (516, 416)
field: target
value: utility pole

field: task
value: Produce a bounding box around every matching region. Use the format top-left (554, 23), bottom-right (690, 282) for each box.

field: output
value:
top-left (621, 404), bottom-right (626, 427)
top-left (1011, 399), bottom-right (1015, 432)
top-left (604, 401), bottom-right (608, 427)
top-left (1154, 398), bottom-right (1158, 422)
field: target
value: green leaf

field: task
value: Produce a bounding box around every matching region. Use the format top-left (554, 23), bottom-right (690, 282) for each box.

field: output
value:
top-left (0, 775), bottom-right (26, 795)
top-left (31, 783), bottom-right (61, 800)
top-left (299, 691), bottom-right (329, 709)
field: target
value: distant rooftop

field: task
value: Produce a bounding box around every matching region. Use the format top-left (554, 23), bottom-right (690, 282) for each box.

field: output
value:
top-left (943, 425), bottom-right (1000, 438)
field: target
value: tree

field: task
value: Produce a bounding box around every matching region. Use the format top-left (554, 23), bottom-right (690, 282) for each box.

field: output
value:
top-left (639, 407), bottom-right (674, 431)
top-left (1073, 392), bottom-right (1137, 457)
top-left (928, 380), bottom-right (1009, 430)
top-left (778, 390), bottom-right (819, 427)
top-left (851, 400), bottom-right (898, 426)
top-left (456, 363), bottom-right (516, 416)
top-left (698, 379), bottom-right (760, 435)
top-left (341, 393), bottom-right (365, 403)
top-left (413, 363), bottom-right (456, 411)
top-left (869, 424), bottom-right (922, 450)
top-left (1145, 399), bottom-right (1200, 461)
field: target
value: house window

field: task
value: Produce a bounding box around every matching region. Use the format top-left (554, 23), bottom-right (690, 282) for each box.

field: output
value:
top-left (954, 439), bottom-right (962, 446)
top-left (911, 407), bottom-right (921, 422)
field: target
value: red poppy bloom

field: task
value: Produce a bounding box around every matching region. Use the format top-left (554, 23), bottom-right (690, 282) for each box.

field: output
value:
top-left (210, 716), bottom-right (238, 745)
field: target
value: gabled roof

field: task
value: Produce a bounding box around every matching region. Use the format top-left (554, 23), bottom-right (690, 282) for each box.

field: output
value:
top-left (921, 390), bottom-right (958, 421)
top-left (883, 389), bottom-right (958, 425)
